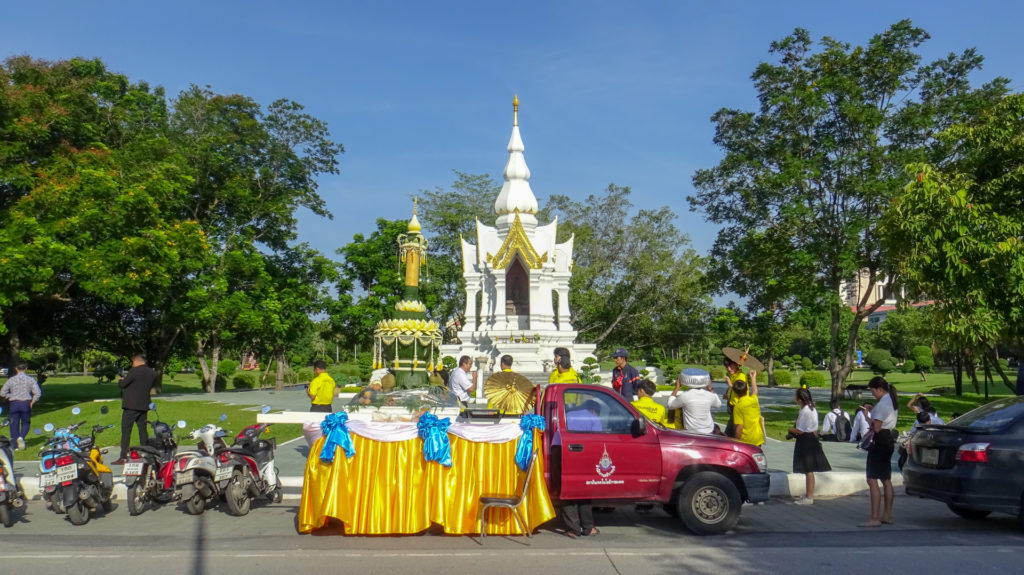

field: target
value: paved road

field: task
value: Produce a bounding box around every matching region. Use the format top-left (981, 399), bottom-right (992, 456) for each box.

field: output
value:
top-left (1, 494), bottom-right (1021, 575)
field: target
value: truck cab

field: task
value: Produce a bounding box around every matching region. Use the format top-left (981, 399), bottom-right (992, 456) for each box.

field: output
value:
top-left (541, 383), bottom-right (770, 534)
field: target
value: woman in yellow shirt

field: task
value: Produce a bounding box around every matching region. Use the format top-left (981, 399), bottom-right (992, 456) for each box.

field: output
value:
top-left (731, 379), bottom-right (764, 446)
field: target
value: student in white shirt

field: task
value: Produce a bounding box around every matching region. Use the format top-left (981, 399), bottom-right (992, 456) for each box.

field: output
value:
top-left (861, 377), bottom-right (898, 528)
top-left (849, 403), bottom-right (872, 443)
top-left (788, 388), bottom-right (831, 505)
top-left (820, 401), bottom-right (850, 441)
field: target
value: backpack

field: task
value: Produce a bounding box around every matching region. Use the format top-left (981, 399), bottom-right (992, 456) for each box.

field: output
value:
top-left (834, 410), bottom-right (852, 442)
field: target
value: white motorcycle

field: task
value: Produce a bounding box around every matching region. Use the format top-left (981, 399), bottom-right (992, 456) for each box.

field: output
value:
top-left (0, 408), bottom-right (27, 527)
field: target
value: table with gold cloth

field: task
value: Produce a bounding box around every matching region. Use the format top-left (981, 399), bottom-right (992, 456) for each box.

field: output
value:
top-left (297, 427), bottom-right (555, 535)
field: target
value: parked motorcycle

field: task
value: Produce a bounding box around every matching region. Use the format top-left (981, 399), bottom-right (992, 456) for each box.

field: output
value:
top-left (38, 406), bottom-right (116, 525)
top-left (123, 402), bottom-right (187, 515)
top-left (0, 408), bottom-right (28, 527)
top-left (223, 406), bottom-right (281, 515)
top-left (175, 414), bottom-right (239, 515)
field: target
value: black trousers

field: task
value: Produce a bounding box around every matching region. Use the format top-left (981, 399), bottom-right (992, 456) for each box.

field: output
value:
top-left (121, 408), bottom-right (148, 457)
top-left (310, 404), bottom-right (333, 413)
top-left (561, 501), bottom-right (594, 535)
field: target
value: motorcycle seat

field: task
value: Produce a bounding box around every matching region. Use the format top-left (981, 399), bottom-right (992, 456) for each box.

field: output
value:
top-left (132, 445), bottom-right (163, 456)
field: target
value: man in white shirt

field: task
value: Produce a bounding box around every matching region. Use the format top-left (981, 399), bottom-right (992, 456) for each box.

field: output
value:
top-left (820, 402), bottom-right (850, 440)
top-left (666, 368), bottom-right (722, 434)
top-left (849, 403), bottom-right (872, 443)
top-left (448, 355), bottom-right (475, 405)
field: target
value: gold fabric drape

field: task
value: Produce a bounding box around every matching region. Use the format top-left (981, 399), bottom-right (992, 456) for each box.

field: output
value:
top-left (298, 430), bottom-right (555, 535)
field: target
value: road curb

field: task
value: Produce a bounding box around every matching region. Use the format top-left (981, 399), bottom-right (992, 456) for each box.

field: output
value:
top-left (16, 472), bottom-right (888, 503)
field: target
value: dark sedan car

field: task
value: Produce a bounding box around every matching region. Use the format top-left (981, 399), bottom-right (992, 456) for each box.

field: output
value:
top-left (904, 396), bottom-right (1024, 523)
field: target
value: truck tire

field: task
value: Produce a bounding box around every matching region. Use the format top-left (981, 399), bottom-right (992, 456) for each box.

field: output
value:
top-left (676, 471), bottom-right (741, 535)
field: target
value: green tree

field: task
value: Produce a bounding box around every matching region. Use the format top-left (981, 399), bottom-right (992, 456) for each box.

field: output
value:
top-left (417, 172), bottom-right (501, 334)
top-left (691, 21), bottom-right (1007, 402)
top-left (546, 184), bottom-right (707, 349)
top-left (911, 345), bottom-right (935, 381)
top-left (885, 94), bottom-right (1024, 395)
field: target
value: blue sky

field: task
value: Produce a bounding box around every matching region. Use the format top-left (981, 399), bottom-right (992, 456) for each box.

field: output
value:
top-left (3, 1), bottom-right (1022, 269)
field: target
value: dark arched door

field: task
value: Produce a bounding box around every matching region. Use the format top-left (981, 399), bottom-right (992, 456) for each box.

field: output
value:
top-left (505, 259), bottom-right (530, 316)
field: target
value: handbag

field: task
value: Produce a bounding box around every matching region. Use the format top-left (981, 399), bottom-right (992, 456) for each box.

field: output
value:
top-left (857, 428), bottom-right (875, 451)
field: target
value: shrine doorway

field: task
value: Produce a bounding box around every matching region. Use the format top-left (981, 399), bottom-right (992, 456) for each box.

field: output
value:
top-left (505, 258), bottom-right (530, 317)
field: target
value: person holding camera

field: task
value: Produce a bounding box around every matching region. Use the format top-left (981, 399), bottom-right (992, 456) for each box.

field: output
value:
top-left (788, 388), bottom-right (831, 505)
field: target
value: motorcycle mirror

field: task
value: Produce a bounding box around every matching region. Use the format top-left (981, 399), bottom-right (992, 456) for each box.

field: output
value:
top-left (260, 405), bottom-right (271, 414)
top-left (100, 405), bottom-right (110, 415)
top-left (71, 407), bottom-right (81, 415)
top-left (44, 423), bottom-right (55, 432)
top-left (33, 428), bottom-right (43, 435)
top-left (149, 402), bottom-right (157, 411)
top-left (219, 414), bottom-right (227, 422)
top-left (1, 418), bottom-right (9, 427)
top-left (215, 430), bottom-right (226, 437)
top-left (177, 420), bottom-right (187, 429)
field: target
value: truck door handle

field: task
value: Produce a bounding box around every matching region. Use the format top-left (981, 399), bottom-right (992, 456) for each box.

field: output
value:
top-left (568, 444), bottom-right (584, 452)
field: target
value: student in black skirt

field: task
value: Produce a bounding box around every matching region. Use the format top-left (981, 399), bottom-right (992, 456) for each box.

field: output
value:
top-left (860, 376), bottom-right (899, 527)
top-left (788, 388), bottom-right (831, 505)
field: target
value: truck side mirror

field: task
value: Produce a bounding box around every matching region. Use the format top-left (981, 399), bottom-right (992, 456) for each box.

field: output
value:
top-left (631, 418), bottom-right (647, 437)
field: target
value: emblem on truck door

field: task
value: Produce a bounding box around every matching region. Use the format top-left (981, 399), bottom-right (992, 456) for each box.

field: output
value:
top-left (596, 444), bottom-right (616, 478)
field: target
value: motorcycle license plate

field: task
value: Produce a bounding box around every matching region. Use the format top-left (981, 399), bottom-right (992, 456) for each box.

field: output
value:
top-left (176, 470), bottom-right (194, 484)
top-left (215, 467), bottom-right (234, 481)
top-left (122, 462), bottom-right (145, 476)
top-left (39, 464), bottom-right (76, 487)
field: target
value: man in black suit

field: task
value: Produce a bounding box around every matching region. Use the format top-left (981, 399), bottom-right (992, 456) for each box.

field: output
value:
top-left (113, 354), bottom-right (155, 464)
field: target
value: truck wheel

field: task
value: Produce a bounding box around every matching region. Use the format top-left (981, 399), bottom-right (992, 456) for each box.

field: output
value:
top-left (676, 472), bottom-right (741, 535)
top-left (225, 470), bottom-right (251, 516)
top-left (947, 503), bottom-right (990, 520)
top-left (0, 503), bottom-right (12, 528)
top-left (67, 501), bottom-right (90, 526)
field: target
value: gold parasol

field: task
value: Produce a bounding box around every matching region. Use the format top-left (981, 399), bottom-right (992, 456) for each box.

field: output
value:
top-left (483, 371), bottom-right (536, 414)
top-left (722, 346), bottom-right (765, 373)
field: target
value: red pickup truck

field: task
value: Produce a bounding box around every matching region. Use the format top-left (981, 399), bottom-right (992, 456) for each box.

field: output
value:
top-left (540, 383), bottom-right (770, 535)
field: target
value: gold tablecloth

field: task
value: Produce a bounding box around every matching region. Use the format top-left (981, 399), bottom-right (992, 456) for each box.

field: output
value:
top-left (298, 430), bottom-right (555, 535)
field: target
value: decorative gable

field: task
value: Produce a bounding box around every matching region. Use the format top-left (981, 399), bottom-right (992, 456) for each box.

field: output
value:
top-left (486, 211), bottom-right (548, 270)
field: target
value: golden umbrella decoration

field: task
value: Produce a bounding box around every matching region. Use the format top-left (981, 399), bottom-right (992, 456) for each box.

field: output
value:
top-left (722, 346), bottom-right (765, 373)
top-left (483, 371), bottom-right (536, 415)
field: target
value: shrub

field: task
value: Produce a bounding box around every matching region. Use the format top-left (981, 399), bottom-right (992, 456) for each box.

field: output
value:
top-left (901, 360), bottom-right (916, 374)
top-left (214, 373), bottom-right (228, 392)
top-left (92, 364), bottom-right (119, 383)
top-left (441, 356), bottom-right (457, 371)
top-left (296, 367), bottom-right (314, 383)
top-left (709, 366), bottom-right (725, 381)
top-left (800, 357), bottom-right (814, 371)
top-left (218, 359), bottom-right (238, 375)
top-left (800, 371), bottom-right (826, 388)
top-left (357, 353), bottom-right (373, 382)
top-left (782, 356), bottom-right (794, 369)
top-left (773, 369), bottom-right (792, 386)
top-left (232, 372), bottom-right (257, 389)
top-left (911, 346), bottom-right (934, 373)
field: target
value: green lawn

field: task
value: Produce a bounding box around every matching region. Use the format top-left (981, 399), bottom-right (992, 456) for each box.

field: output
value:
top-left (7, 373), bottom-right (300, 455)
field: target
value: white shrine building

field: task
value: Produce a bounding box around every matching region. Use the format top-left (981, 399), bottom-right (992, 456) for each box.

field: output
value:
top-left (441, 97), bottom-right (596, 375)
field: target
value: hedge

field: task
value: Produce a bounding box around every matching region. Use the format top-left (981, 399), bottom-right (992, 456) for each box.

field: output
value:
top-left (773, 369), bottom-right (792, 386)
top-left (232, 372), bottom-right (257, 389)
top-left (800, 371), bottom-right (826, 388)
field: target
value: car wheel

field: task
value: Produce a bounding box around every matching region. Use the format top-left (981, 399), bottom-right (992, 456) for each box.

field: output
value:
top-left (947, 503), bottom-right (991, 520)
top-left (676, 471), bottom-right (741, 535)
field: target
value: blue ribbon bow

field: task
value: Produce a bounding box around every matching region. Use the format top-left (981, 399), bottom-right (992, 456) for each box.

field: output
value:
top-left (417, 412), bottom-right (452, 467)
top-left (515, 414), bottom-right (546, 471)
top-left (319, 411), bottom-right (355, 463)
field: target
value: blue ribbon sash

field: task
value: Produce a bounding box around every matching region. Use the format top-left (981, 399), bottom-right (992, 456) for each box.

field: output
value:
top-left (417, 413), bottom-right (452, 467)
top-left (319, 411), bottom-right (356, 462)
top-left (515, 414), bottom-right (546, 471)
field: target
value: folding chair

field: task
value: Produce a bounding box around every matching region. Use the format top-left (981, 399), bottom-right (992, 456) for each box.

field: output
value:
top-left (479, 451), bottom-right (537, 537)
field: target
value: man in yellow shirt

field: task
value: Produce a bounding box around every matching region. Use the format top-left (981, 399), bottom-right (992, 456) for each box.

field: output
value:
top-left (731, 379), bottom-right (764, 446)
top-left (307, 360), bottom-right (336, 413)
top-left (631, 380), bottom-right (666, 426)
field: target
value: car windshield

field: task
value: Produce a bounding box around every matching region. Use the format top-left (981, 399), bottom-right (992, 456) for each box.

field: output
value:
top-left (949, 396), bottom-right (1024, 430)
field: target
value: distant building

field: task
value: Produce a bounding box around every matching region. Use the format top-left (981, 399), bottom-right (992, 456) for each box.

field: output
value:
top-left (839, 269), bottom-right (931, 327)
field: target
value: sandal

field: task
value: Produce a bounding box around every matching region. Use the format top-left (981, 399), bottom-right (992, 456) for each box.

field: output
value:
top-left (566, 531), bottom-right (579, 539)
top-left (585, 527), bottom-right (600, 536)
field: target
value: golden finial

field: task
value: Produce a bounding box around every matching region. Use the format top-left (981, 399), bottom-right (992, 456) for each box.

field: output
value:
top-left (513, 94), bottom-right (519, 126)
top-left (408, 197), bottom-right (422, 233)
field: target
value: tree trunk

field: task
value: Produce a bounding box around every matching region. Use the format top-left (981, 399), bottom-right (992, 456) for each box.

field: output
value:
top-left (196, 339), bottom-right (212, 393)
top-left (274, 350), bottom-right (286, 391)
top-left (210, 338), bottom-right (221, 393)
top-left (4, 313), bottom-right (21, 369)
top-left (952, 349), bottom-right (963, 396)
